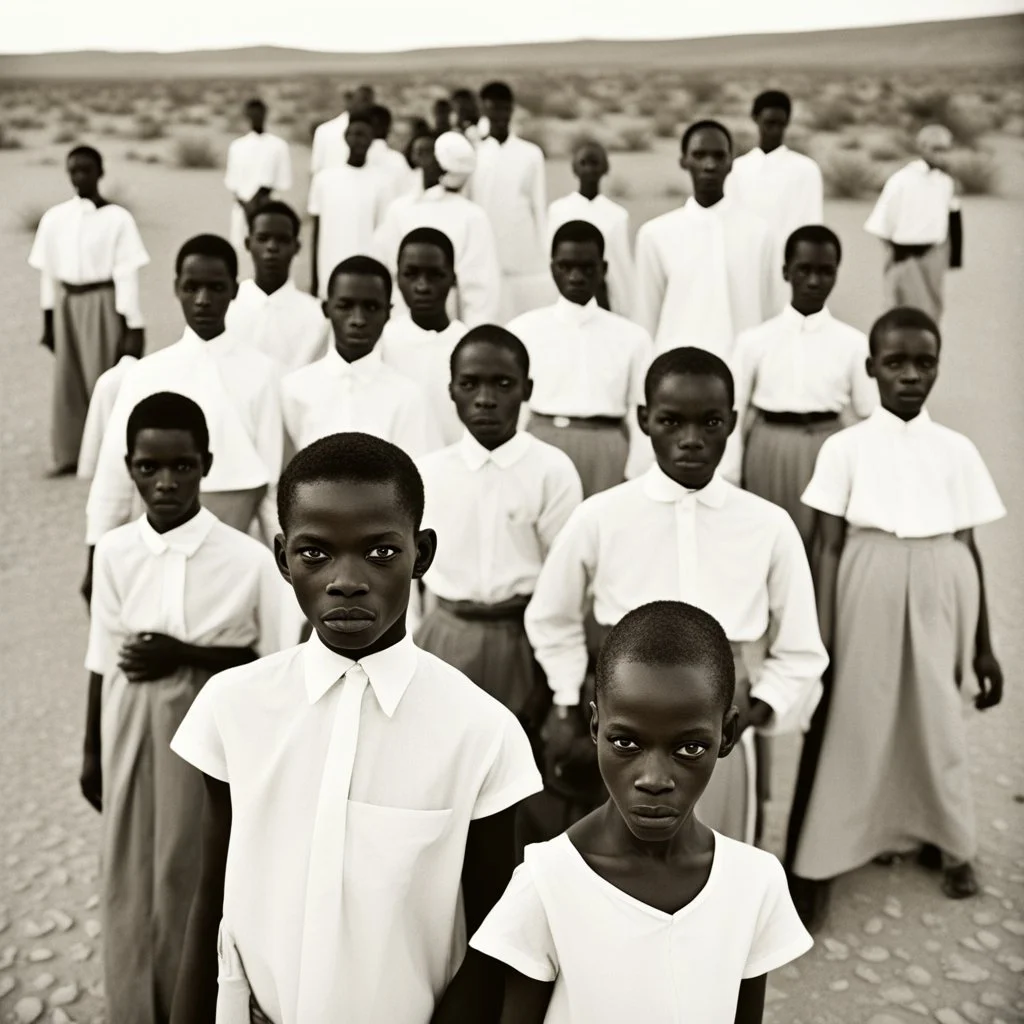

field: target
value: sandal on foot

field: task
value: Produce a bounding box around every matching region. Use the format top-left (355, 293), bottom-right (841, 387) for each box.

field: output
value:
top-left (942, 861), bottom-right (979, 899)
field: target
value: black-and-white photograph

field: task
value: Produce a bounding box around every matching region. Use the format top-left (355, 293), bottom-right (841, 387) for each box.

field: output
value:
top-left (1, 1), bottom-right (1022, 1020)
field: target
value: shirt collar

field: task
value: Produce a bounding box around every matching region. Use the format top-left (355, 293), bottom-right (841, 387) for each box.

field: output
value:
top-left (781, 304), bottom-right (833, 333)
top-left (758, 144), bottom-right (789, 161)
top-left (458, 429), bottom-right (531, 471)
top-left (137, 506), bottom-right (216, 558)
top-left (180, 325), bottom-right (235, 353)
top-left (642, 464), bottom-right (729, 507)
top-left (302, 630), bottom-right (417, 714)
top-left (244, 278), bottom-right (297, 305)
top-left (554, 295), bottom-right (600, 326)
top-left (326, 346), bottom-right (382, 378)
top-left (871, 405), bottom-right (933, 433)
top-left (682, 195), bottom-right (728, 219)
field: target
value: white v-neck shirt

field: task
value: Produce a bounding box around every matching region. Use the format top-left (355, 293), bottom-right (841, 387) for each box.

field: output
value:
top-left (471, 831), bottom-right (812, 1023)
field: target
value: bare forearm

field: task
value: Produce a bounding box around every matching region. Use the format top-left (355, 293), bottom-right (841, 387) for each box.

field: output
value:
top-left (813, 549), bottom-right (841, 653)
top-left (84, 672), bottom-right (102, 755)
top-left (965, 535), bottom-right (994, 655)
top-left (431, 948), bottom-right (504, 1024)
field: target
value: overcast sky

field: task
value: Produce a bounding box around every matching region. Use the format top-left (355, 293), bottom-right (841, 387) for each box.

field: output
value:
top-left (3, 0), bottom-right (1021, 54)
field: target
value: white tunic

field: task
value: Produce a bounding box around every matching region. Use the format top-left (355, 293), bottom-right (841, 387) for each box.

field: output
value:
top-left (546, 192), bottom-right (635, 318)
top-left (524, 467), bottom-right (827, 726)
top-left (865, 159), bottom-right (959, 245)
top-left (633, 197), bottom-right (775, 361)
top-left (470, 832), bottom-right (812, 1024)
top-left (801, 407), bottom-right (1005, 538)
top-left (379, 316), bottom-right (467, 446)
top-left (28, 197), bottom-right (149, 328)
top-left (171, 633), bottom-right (542, 1024)
top-left (77, 355), bottom-right (138, 480)
top-left (417, 431), bottom-right (583, 605)
top-left (373, 185), bottom-right (502, 328)
top-left (86, 328), bottom-right (283, 545)
top-left (226, 279), bottom-right (329, 373)
top-left (307, 164), bottom-right (393, 299)
top-left (281, 347), bottom-right (442, 457)
top-left (469, 135), bottom-right (548, 277)
top-left (310, 112), bottom-right (350, 175)
top-left (224, 131), bottom-right (292, 249)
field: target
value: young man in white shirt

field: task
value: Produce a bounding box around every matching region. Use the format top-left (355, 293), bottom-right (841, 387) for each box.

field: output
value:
top-left (226, 201), bottom-right (328, 373)
top-left (29, 145), bottom-right (150, 475)
top-left (508, 220), bottom-right (654, 497)
top-left (865, 123), bottom-right (963, 321)
top-left (524, 347), bottom-right (827, 847)
top-left (368, 103), bottom-right (416, 195)
top-left (634, 121), bottom-right (776, 362)
top-left (374, 131), bottom-right (502, 327)
top-left (309, 83), bottom-right (374, 175)
top-left (82, 391), bottom-right (285, 1024)
top-left (224, 98), bottom-right (292, 258)
top-left (727, 90), bottom-right (824, 313)
top-left (379, 227), bottom-right (467, 446)
top-left (547, 140), bottom-right (635, 317)
top-left (282, 255), bottom-right (440, 457)
top-left (169, 432), bottom-right (543, 1024)
top-left (470, 81), bottom-right (554, 320)
top-left (83, 235), bottom-right (284, 601)
top-left (451, 87), bottom-right (484, 145)
top-left (308, 113), bottom-right (393, 300)
top-left (416, 326), bottom-right (583, 717)
top-left (725, 225), bottom-right (877, 548)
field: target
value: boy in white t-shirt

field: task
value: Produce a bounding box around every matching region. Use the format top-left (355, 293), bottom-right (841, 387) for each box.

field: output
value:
top-left (472, 600), bottom-right (812, 1023)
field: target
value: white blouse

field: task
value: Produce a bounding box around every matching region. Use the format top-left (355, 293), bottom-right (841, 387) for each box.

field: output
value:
top-left (471, 831), bottom-right (812, 1024)
top-left (801, 407), bottom-right (1005, 538)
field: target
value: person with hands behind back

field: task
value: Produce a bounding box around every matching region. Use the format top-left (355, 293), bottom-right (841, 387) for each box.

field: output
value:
top-left (81, 391), bottom-right (285, 1024)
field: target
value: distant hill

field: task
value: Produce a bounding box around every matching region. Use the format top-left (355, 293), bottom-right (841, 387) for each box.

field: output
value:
top-left (1, 15), bottom-right (1022, 80)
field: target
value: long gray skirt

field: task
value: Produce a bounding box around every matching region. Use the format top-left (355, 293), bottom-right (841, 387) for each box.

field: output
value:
top-left (53, 283), bottom-right (123, 469)
top-left (792, 529), bottom-right (979, 880)
top-left (528, 419), bottom-right (628, 499)
top-left (883, 242), bottom-right (948, 321)
top-left (743, 415), bottom-right (842, 551)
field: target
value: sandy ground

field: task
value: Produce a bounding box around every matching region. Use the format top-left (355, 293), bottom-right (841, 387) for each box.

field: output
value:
top-left (0, 140), bottom-right (1022, 1023)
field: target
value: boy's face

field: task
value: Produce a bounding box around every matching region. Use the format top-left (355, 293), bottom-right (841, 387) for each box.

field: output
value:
top-left (482, 98), bottom-right (513, 134)
top-left (67, 153), bottom-right (101, 196)
top-left (551, 240), bottom-right (606, 306)
top-left (784, 240), bottom-right (839, 314)
top-left (572, 144), bottom-right (608, 185)
top-left (450, 341), bottom-right (532, 450)
top-left (867, 327), bottom-right (939, 421)
top-left (345, 122), bottom-right (374, 160)
top-left (397, 243), bottom-right (455, 316)
top-left (246, 103), bottom-right (267, 132)
top-left (754, 106), bottom-right (789, 151)
top-left (247, 212), bottom-right (299, 278)
top-left (681, 127), bottom-right (732, 193)
top-left (175, 254), bottom-right (238, 340)
top-left (275, 479), bottom-right (436, 657)
top-left (323, 273), bottom-right (390, 362)
top-left (127, 427), bottom-right (212, 532)
top-left (409, 136), bottom-right (436, 170)
top-left (592, 659), bottom-right (737, 844)
top-left (639, 373), bottom-right (736, 490)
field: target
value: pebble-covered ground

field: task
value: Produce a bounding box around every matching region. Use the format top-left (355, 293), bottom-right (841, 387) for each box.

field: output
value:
top-left (0, 149), bottom-right (1022, 1023)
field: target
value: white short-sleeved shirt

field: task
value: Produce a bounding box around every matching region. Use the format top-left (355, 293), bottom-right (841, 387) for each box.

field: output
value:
top-left (801, 407), bottom-right (1006, 538)
top-left (171, 634), bottom-right (543, 1024)
top-left (418, 431), bottom-right (583, 605)
top-left (864, 159), bottom-right (959, 246)
top-left (224, 131), bottom-right (291, 203)
top-left (470, 831), bottom-right (812, 1023)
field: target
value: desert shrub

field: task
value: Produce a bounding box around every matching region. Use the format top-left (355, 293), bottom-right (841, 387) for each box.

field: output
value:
top-left (653, 110), bottom-right (678, 139)
top-left (542, 91), bottom-right (581, 120)
top-left (0, 126), bottom-right (24, 150)
top-left (687, 77), bottom-right (721, 106)
top-left (808, 96), bottom-right (857, 132)
top-left (901, 88), bottom-right (986, 147)
top-left (8, 115), bottom-right (44, 130)
top-left (52, 127), bottom-right (78, 144)
top-left (133, 117), bottom-right (165, 140)
top-left (606, 176), bottom-right (631, 200)
top-left (173, 136), bottom-right (219, 169)
top-left (273, 110), bottom-right (297, 126)
top-left (515, 119), bottom-right (548, 156)
top-left (867, 131), bottom-right (909, 161)
top-left (615, 124), bottom-right (653, 153)
top-left (837, 135), bottom-right (862, 151)
top-left (785, 127), bottom-right (812, 156)
top-left (946, 151), bottom-right (998, 195)
top-left (823, 152), bottom-right (881, 199)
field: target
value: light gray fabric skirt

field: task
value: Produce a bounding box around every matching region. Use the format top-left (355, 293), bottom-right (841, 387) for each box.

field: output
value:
top-left (883, 242), bottom-right (948, 321)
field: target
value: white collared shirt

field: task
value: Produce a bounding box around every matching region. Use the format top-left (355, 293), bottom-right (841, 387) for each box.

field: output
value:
top-left (634, 197), bottom-right (775, 360)
top-left (170, 633), bottom-right (543, 1024)
top-left (224, 131), bottom-right (291, 203)
top-left (281, 346), bottom-right (442, 456)
top-left (801, 407), bottom-right (1005, 538)
top-left (226, 279), bottom-right (329, 373)
top-left (373, 185), bottom-right (502, 327)
top-left (310, 111), bottom-right (350, 175)
top-left (469, 134), bottom-right (548, 275)
top-left (865, 159), bottom-right (959, 245)
top-left (546, 192), bottom-right (635, 317)
top-left (308, 164), bottom-right (394, 299)
top-left (28, 197), bottom-right (149, 328)
top-left (524, 467), bottom-right (827, 727)
top-left (418, 431), bottom-right (583, 604)
top-left (379, 316), bottom-right (467, 446)
top-left (86, 328), bottom-right (283, 545)
top-left (86, 507), bottom-right (286, 676)
top-left (507, 297), bottom-right (655, 478)
top-left (77, 355), bottom-right (137, 479)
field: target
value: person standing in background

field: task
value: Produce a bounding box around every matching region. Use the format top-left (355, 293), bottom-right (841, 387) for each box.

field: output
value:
top-left (310, 83), bottom-right (375, 175)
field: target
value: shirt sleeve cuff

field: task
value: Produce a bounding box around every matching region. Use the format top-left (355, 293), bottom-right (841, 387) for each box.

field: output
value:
top-left (169, 731), bottom-right (230, 783)
top-left (471, 768), bottom-right (543, 821)
top-left (743, 932), bottom-right (814, 980)
top-left (467, 935), bottom-right (557, 983)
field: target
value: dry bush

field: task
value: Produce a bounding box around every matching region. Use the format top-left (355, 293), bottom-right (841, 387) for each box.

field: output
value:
top-left (173, 136), bottom-right (219, 169)
top-left (867, 131), bottom-right (910, 161)
top-left (613, 123), bottom-right (653, 153)
top-left (823, 152), bottom-right (882, 199)
top-left (515, 119), bottom-right (549, 157)
top-left (542, 91), bottom-right (582, 120)
top-left (133, 116), bottom-right (165, 141)
top-left (901, 88), bottom-right (986, 147)
top-left (52, 127), bottom-right (78, 144)
top-left (946, 151), bottom-right (998, 195)
top-left (808, 96), bottom-right (857, 132)
top-left (8, 115), bottom-right (44, 130)
top-left (687, 77), bottom-right (721, 106)
top-left (653, 110), bottom-right (679, 139)
top-left (785, 127), bottom-right (812, 156)
top-left (837, 135), bottom-right (862, 151)
top-left (0, 126), bottom-right (24, 150)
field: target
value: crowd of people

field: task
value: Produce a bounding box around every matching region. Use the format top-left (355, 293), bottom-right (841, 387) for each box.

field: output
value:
top-left (25, 77), bottom-right (1007, 1024)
